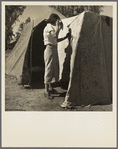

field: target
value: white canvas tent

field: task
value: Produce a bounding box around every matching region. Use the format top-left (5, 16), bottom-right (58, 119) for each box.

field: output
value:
top-left (6, 6), bottom-right (67, 84)
top-left (60, 11), bottom-right (112, 106)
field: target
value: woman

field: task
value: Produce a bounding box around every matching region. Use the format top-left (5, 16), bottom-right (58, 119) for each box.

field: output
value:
top-left (43, 13), bottom-right (70, 99)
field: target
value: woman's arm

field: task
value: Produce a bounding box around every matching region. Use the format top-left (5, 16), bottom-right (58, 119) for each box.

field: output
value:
top-left (57, 36), bottom-right (68, 42)
top-left (57, 33), bottom-right (71, 42)
top-left (50, 26), bottom-right (60, 38)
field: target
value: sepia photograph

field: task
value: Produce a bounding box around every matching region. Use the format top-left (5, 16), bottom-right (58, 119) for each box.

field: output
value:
top-left (2, 1), bottom-right (117, 148)
top-left (5, 4), bottom-right (113, 111)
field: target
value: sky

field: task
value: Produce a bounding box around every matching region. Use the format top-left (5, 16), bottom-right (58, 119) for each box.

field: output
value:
top-left (100, 6), bottom-right (113, 17)
top-left (19, 5), bottom-right (113, 22)
top-left (12, 5), bottom-right (113, 35)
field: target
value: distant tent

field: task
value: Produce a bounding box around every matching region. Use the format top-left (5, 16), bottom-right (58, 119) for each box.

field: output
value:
top-left (6, 10), bottom-right (112, 106)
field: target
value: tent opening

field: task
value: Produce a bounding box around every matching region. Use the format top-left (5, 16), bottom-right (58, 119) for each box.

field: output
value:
top-left (28, 20), bottom-right (47, 86)
top-left (32, 20), bottom-right (47, 69)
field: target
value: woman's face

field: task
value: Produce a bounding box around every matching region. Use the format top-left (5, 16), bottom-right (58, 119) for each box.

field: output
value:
top-left (56, 19), bottom-right (62, 27)
top-left (56, 19), bottom-right (60, 25)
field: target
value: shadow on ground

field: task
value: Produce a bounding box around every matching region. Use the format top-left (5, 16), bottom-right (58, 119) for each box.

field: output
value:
top-left (5, 74), bottom-right (112, 111)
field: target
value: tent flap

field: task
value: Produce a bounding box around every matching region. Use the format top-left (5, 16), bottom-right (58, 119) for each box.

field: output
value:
top-left (64, 12), bottom-right (112, 106)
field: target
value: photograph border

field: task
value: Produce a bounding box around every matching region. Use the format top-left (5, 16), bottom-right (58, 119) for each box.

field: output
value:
top-left (1, 1), bottom-right (117, 148)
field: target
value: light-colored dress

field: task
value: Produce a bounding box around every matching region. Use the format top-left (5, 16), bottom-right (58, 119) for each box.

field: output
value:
top-left (43, 23), bottom-right (59, 84)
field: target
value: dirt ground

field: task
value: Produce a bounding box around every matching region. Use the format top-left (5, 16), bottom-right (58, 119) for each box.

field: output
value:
top-left (5, 50), bottom-right (112, 111)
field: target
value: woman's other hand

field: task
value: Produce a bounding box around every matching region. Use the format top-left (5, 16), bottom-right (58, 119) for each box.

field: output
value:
top-left (66, 32), bottom-right (71, 39)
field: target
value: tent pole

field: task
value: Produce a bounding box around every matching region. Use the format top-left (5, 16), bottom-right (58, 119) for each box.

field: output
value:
top-left (30, 20), bottom-right (34, 88)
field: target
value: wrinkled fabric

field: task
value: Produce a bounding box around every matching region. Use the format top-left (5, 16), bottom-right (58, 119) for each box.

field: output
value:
top-left (62, 12), bottom-right (112, 106)
top-left (58, 14), bottom-right (84, 81)
top-left (5, 23), bottom-right (33, 83)
top-left (44, 44), bottom-right (59, 83)
top-left (43, 23), bottom-right (57, 45)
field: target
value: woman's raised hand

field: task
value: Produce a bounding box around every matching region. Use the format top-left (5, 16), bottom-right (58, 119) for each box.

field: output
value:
top-left (66, 32), bottom-right (71, 39)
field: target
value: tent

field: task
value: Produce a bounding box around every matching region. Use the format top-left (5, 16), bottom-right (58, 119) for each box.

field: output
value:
top-left (5, 6), bottom-right (67, 85)
top-left (6, 9), bottom-right (112, 106)
top-left (60, 11), bottom-right (112, 106)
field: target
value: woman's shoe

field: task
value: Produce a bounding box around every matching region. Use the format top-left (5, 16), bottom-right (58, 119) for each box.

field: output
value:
top-left (60, 101), bottom-right (71, 108)
top-left (49, 88), bottom-right (59, 94)
top-left (44, 92), bottom-right (54, 99)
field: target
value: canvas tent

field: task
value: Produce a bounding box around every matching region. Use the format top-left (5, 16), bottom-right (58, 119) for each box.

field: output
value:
top-left (6, 9), bottom-right (112, 106)
top-left (5, 6), bottom-right (66, 85)
top-left (60, 11), bottom-right (112, 106)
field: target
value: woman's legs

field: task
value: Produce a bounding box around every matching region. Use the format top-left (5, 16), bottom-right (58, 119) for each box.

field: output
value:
top-left (45, 83), bottom-right (49, 94)
top-left (44, 83), bottom-right (53, 99)
top-left (49, 83), bottom-right (53, 91)
top-left (45, 83), bottom-right (54, 93)
top-left (49, 82), bottom-right (59, 94)
top-left (45, 83), bottom-right (58, 95)
top-left (44, 45), bottom-right (59, 98)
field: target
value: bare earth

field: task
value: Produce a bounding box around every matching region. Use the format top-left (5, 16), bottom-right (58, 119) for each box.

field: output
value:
top-left (5, 50), bottom-right (112, 111)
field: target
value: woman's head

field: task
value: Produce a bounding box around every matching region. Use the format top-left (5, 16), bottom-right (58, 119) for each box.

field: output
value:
top-left (47, 13), bottom-right (61, 25)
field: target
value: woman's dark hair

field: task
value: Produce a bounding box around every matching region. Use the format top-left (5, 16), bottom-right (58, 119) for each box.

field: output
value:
top-left (47, 13), bottom-right (60, 25)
